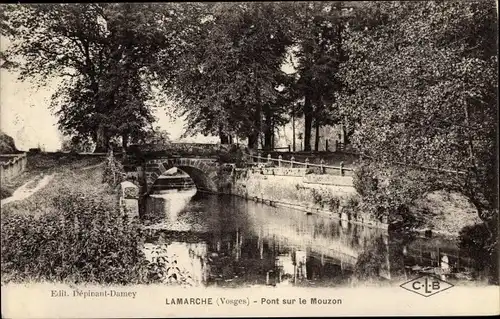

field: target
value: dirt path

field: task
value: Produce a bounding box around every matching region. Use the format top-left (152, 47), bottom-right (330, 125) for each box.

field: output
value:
top-left (1, 173), bottom-right (56, 207)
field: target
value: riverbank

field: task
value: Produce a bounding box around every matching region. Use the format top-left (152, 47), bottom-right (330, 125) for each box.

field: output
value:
top-left (224, 168), bottom-right (482, 238)
top-left (228, 169), bottom-right (387, 230)
top-left (0, 153), bottom-right (196, 286)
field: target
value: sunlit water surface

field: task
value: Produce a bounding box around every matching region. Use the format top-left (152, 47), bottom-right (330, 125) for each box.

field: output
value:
top-left (141, 193), bottom-right (490, 287)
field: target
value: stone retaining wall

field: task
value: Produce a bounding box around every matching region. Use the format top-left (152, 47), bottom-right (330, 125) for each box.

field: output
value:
top-left (0, 153), bottom-right (27, 183)
top-left (228, 168), bottom-right (388, 231)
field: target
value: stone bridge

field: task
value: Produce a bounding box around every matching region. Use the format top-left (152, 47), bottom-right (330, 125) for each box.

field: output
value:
top-left (127, 143), bottom-right (240, 194)
top-left (126, 142), bottom-right (356, 195)
top-left (142, 157), bottom-right (227, 193)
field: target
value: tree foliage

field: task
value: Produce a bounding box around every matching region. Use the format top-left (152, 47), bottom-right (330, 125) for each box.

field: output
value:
top-left (161, 2), bottom-right (295, 149)
top-left (337, 0), bottom-right (498, 262)
top-left (133, 126), bottom-right (171, 145)
top-left (60, 135), bottom-right (94, 153)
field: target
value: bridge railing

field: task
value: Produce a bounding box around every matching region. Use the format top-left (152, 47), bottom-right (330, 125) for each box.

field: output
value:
top-left (257, 145), bottom-right (292, 152)
top-left (250, 153), bottom-right (353, 176)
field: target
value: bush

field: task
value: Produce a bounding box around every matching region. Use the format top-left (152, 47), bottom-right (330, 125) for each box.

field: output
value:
top-left (0, 131), bottom-right (18, 154)
top-left (459, 223), bottom-right (498, 284)
top-left (353, 162), bottom-right (433, 228)
top-left (353, 163), bottom-right (379, 197)
top-left (1, 192), bottom-right (146, 284)
top-left (311, 188), bottom-right (323, 204)
top-left (218, 144), bottom-right (249, 168)
top-left (310, 188), bottom-right (342, 212)
top-left (144, 244), bottom-right (195, 285)
top-left (343, 195), bottom-right (360, 215)
top-left (102, 151), bottom-right (125, 188)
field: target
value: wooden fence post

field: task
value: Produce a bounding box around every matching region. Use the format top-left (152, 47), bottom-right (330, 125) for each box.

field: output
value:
top-left (320, 159), bottom-right (325, 174)
top-left (258, 152), bottom-right (262, 164)
top-left (278, 155), bottom-right (282, 167)
top-left (290, 156), bottom-right (295, 168)
top-left (267, 153), bottom-right (272, 165)
top-left (340, 161), bottom-right (344, 176)
top-left (305, 158), bottom-right (309, 169)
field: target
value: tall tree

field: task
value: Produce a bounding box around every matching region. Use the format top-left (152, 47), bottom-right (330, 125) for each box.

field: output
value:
top-left (1, 4), bottom-right (180, 152)
top-left (163, 3), bottom-right (294, 149)
top-left (290, 2), bottom-right (345, 151)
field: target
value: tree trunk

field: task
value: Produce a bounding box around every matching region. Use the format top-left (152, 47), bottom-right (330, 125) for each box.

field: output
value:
top-left (121, 133), bottom-right (129, 160)
top-left (219, 126), bottom-right (230, 144)
top-left (271, 123), bottom-right (275, 150)
top-left (263, 105), bottom-right (273, 151)
top-left (342, 117), bottom-right (354, 145)
top-left (122, 133), bottom-right (129, 150)
top-left (249, 101), bottom-right (262, 151)
top-left (314, 120), bottom-right (320, 152)
top-left (94, 124), bottom-right (109, 153)
top-left (264, 132), bottom-right (273, 150)
top-left (292, 110), bottom-right (296, 152)
top-left (303, 93), bottom-right (313, 152)
top-left (220, 134), bottom-right (230, 144)
top-left (248, 133), bottom-right (258, 150)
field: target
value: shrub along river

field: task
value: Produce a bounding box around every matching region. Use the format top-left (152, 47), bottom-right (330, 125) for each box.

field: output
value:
top-left (141, 192), bottom-right (489, 288)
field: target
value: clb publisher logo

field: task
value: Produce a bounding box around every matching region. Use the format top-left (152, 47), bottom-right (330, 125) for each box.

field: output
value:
top-left (400, 275), bottom-right (454, 297)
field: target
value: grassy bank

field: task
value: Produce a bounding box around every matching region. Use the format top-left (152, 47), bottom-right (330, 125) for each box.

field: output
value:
top-left (0, 154), bottom-right (189, 286)
top-left (1, 154), bottom-right (111, 216)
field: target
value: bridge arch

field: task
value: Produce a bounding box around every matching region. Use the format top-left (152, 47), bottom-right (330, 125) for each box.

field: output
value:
top-left (144, 157), bottom-right (219, 193)
top-left (173, 158), bottom-right (219, 192)
top-left (175, 165), bottom-right (217, 193)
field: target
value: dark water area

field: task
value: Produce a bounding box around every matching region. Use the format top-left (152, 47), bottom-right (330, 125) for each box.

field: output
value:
top-left (141, 192), bottom-right (488, 288)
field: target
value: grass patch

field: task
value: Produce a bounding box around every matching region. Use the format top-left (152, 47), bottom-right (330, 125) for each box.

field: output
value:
top-left (1, 186), bottom-right (12, 199)
top-left (1, 163), bottom-right (115, 217)
top-left (1, 190), bottom-right (150, 285)
top-left (1, 154), bottom-right (105, 200)
top-left (417, 190), bottom-right (482, 235)
top-left (1, 171), bottom-right (43, 198)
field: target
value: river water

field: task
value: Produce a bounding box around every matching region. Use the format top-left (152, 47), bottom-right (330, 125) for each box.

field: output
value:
top-left (141, 192), bottom-right (486, 288)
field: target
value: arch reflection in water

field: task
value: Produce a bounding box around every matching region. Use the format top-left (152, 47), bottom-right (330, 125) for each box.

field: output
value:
top-left (149, 167), bottom-right (197, 221)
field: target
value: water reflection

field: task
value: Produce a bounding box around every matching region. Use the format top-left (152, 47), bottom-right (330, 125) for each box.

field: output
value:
top-left (142, 193), bottom-right (484, 287)
top-left (148, 194), bottom-right (195, 222)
